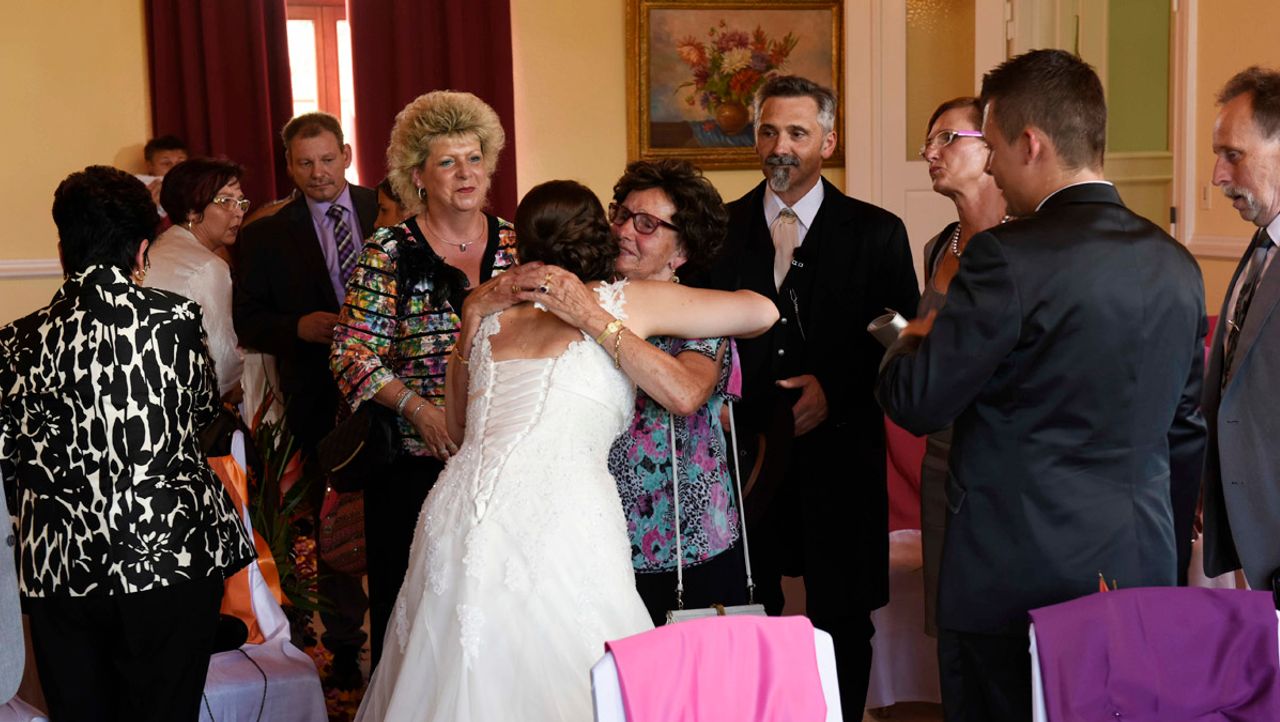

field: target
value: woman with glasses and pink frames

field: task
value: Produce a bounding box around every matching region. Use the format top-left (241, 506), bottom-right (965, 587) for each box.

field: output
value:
top-left (146, 157), bottom-right (250, 403)
top-left (915, 97), bottom-right (1009, 636)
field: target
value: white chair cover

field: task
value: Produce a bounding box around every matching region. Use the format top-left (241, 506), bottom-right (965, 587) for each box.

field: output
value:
top-left (239, 351), bottom-right (283, 426)
top-left (865, 529), bottom-right (942, 708)
top-left (199, 431), bottom-right (326, 722)
top-left (0, 697), bottom-right (46, 722)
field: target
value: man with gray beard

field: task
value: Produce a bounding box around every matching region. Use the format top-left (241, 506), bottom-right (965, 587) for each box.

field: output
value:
top-left (710, 75), bottom-right (919, 714)
top-left (1201, 66), bottom-right (1280, 593)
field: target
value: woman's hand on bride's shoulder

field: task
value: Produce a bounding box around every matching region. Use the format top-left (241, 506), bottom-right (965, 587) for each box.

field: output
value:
top-left (512, 265), bottom-right (612, 333)
top-left (463, 262), bottom-right (545, 320)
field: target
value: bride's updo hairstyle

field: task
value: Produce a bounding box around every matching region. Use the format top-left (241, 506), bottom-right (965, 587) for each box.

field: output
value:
top-left (515, 180), bottom-right (619, 283)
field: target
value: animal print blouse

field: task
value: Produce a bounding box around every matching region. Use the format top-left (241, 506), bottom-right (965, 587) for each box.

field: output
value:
top-left (0, 265), bottom-right (255, 598)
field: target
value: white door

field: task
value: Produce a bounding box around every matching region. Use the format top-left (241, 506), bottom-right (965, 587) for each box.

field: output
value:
top-left (845, 0), bottom-right (1008, 285)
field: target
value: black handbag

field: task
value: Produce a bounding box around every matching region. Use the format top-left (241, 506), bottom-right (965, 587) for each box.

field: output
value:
top-left (199, 405), bottom-right (242, 457)
top-left (316, 402), bottom-right (398, 493)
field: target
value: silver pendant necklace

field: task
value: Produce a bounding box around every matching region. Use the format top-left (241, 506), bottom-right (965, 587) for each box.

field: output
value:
top-left (425, 217), bottom-right (484, 253)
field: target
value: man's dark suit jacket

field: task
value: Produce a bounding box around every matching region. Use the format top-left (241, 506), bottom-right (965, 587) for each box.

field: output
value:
top-left (1201, 228), bottom-right (1280, 589)
top-left (233, 185), bottom-right (377, 448)
top-left (878, 183), bottom-right (1207, 635)
top-left (711, 177), bottom-right (920, 614)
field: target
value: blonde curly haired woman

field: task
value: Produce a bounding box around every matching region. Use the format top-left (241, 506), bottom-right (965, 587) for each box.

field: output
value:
top-left (331, 90), bottom-right (516, 668)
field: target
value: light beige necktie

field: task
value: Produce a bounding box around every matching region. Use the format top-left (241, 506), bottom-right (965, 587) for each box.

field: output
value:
top-left (771, 208), bottom-right (799, 290)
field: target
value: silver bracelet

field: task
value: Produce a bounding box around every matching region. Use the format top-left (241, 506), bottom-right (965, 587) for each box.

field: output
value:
top-left (394, 387), bottom-right (415, 416)
top-left (409, 401), bottom-right (427, 423)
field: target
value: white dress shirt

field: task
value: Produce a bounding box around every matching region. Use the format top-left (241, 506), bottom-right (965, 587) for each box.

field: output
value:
top-left (145, 224), bottom-right (243, 396)
top-left (764, 180), bottom-right (825, 248)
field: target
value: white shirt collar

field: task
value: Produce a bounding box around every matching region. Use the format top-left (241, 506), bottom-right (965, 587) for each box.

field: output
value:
top-left (1264, 213), bottom-right (1280, 247)
top-left (764, 181), bottom-right (824, 247)
top-left (1034, 180), bottom-right (1116, 212)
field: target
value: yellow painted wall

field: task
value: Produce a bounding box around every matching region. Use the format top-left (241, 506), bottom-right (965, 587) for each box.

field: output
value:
top-left (1199, 256), bottom-right (1239, 312)
top-left (508, 0), bottom-right (841, 210)
top-left (0, 0), bottom-right (151, 325)
top-left (0, 0), bottom-right (1257, 325)
top-left (1190, 0), bottom-right (1280, 308)
top-left (1194, 0), bottom-right (1280, 240)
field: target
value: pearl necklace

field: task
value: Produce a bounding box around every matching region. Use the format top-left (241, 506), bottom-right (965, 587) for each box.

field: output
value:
top-left (948, 224), bottom-right (962, 258)
top-left (949, 215), bottom-right (1013, 258)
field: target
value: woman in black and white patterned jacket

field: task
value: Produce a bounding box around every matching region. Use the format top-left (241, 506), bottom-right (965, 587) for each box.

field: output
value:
top-left (0, 165), bottom-right (255, 721)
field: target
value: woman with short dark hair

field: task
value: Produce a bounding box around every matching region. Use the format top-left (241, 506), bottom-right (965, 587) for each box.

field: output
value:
top-left (147, 157), bottom-right (248, 400)
top-left (0, 165), bottom-right (254, 721)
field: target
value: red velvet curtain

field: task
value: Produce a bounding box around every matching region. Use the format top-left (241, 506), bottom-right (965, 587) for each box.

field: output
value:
top-left (146, 0), bottom-right (295, 207)
top-left (348, 0), bottom-right (518, 220)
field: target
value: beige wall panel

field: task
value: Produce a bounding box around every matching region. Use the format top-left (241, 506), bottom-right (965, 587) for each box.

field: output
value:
top-left (0, 0), bottom-right (150, 324)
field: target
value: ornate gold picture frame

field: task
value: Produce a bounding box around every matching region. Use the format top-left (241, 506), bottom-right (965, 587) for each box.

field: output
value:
top-left (626, 0), bottom-right (844, 170)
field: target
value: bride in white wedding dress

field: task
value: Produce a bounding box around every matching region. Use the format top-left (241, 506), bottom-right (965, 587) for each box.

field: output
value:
top-left (355, 180), bottom-right (777, 722)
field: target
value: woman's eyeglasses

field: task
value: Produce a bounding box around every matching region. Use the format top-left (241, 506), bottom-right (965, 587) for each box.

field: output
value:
top-left (918, 129), bottom-right (986, 159)
top-left (212, 196), bottom-right (251, 212)
top-left (608, 202), bottom-right (678, 235)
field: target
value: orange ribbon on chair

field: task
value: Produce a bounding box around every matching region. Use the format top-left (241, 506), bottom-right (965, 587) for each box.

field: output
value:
top-left (209, 454), bottom-right (287, 645)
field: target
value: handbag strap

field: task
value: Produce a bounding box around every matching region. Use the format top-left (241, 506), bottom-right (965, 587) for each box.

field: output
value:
top-left (724, 401), bottom-right (756, 604)
top-left (669, 415), bottom-right (686, 610)
top-left (668, 398), bottom-right (757, 609)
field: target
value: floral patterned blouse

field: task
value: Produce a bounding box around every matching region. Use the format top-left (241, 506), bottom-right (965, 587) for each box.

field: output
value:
top-left (330, 215), bottom-right (517, 456)
top-left (608, 336), bottom-right (742, 572)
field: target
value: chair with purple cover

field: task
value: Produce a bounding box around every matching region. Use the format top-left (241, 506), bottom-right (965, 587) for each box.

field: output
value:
top-left (1028, 586), bottom-right (1280, 722)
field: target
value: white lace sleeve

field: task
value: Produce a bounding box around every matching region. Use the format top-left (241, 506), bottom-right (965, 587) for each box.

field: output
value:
top-left (593, 279), bottom-right (629, 321)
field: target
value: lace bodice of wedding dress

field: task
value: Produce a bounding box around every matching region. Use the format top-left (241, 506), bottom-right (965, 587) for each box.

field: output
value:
top-left (355, 280), bottom-right (654, 722)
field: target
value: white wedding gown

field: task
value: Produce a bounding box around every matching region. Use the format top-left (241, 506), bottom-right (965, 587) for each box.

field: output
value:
top-left (356, 282), bottom-right (654, 722)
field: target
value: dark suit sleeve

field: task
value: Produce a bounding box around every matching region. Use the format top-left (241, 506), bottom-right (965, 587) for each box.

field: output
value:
top-left (233, 224), bottom-right (299, 357)
top-left (1169, 311), bottom-right (1208, 555)
top-left (876, 230), bottom-right (1020, 435)
top-left (881, 217), bottom-right (922, 321)
top-left (812, 213), bottom-right (919, 421)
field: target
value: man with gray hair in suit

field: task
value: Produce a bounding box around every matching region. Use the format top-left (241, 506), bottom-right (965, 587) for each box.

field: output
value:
top-left (1201, 66), bottom-right (1280, 590)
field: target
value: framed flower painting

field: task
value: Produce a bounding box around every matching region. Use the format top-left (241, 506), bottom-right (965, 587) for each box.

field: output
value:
top-left (626, 0), bottom-right (844, 169)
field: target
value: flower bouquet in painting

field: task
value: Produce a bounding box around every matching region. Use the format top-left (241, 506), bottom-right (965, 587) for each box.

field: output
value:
top-left (675, 21), bottom-right (798, 145)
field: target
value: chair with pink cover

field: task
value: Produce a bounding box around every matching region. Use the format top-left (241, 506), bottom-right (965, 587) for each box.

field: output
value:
top-left (591, 615), bottom-right (841, 722)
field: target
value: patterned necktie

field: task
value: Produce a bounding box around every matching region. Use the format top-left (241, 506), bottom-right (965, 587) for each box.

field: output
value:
top-left (327, 204), bottom-right (357, 281)
top-left (1222, 227), bottom-right (1273, 390)
top-left (770, 208), bottom-right (799, 290)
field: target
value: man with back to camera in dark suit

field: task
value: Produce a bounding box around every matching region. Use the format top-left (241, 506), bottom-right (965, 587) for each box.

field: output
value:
top-left (1201, 67), bottom-right (1280, 592)
top-left (877, 49), bottom-right (1207, 722)
top-left (710, 75), bottom-right (920, 715)
top-left (233, 111), bottom-right (375, 688)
